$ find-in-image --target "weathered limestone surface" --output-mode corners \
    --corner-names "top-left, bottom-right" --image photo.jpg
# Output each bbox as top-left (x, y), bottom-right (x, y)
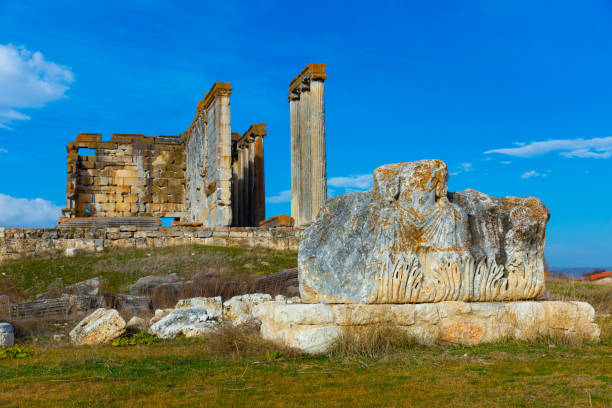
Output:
top-left (149, 307), bottom-right (218, 339)
top-left (253, 301), bottom-right (600, 354)
top-left (175, 296), bottom-right (222, 318)
top-left (69, 308), bottom-right (126, 345)
top-left (183, 83), bottom-right (233, 227)
top-left (289, 64), bottom-right (327, 227)
top-left (62, 133), bottom-right (185, 219)
top-left (0, 322), bottom-right (15, 347)
top-left (299, 160), bottom-right (550, 304)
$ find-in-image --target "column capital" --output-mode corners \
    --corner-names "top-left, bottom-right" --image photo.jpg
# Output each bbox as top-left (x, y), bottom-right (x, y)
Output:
top-left (288, 63), bottom-right (327, 101)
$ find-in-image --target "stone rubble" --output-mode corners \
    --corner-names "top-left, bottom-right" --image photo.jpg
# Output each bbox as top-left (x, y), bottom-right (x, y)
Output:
top-left (149, 307), bottom-right (218, 339)
top-left (69, 308), bottom-right (126, 345)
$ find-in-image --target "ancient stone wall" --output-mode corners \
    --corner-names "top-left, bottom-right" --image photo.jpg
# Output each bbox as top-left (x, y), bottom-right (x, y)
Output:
top-left (289, 64), bottom-right (327, 227)
top-left (0, 226), bottom-right (302, 263)
top-left (232, 123), bottom-right (266, 227)
top-left (62, 133), bottom-right (185, 219)
top-left (183, 83), bottom-right (233, 227)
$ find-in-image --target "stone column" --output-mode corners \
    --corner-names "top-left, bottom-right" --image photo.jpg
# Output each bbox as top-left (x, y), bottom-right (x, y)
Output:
top-left (309, 80), bottom-right (327, 219)
top-left (237, 143), bottom-right (246, 226)
top-left (289, 96), bottom-right (301, 226)
top-left (248, 137), bottom-right (256, 226)
top-left (288, 64), bottom-right (327, 226)
top-left (253, 132), bottom-right (265, 226)
top-left (241, 139), bottom-right (250, 226)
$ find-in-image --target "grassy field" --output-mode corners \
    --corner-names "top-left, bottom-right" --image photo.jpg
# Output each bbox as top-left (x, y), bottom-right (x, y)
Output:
top-left (0, 245), bottom-right (297, 301)
top-left (0, 247), bottom-right (611, 407)
top-left (0, 334), bottom-right (610, 407)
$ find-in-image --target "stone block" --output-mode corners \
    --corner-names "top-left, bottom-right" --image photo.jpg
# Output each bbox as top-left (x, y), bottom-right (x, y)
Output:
top-left (253, 301), bottom-right (600, 354)
top-left (69, 308), bottom-right (126, 345)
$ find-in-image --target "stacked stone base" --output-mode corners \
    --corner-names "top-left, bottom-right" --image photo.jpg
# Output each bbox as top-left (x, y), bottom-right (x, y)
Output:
top-left (252, 301), bottom-right (600, 354)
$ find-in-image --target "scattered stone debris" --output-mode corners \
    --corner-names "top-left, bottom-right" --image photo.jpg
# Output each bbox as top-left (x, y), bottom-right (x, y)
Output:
top-left (149, 307), bottom-right (218, 339)
top-left (37, 277), bottom-right (101, 299)
top-left (175, 296), bottom-right (222, 317)
top-left (69, 308), bottom-right (126, 345)
top-left (0, 322), bottom-right (15, 347)
top-left (64, 248), bottom-right (78, 257)
top-left (149, 309), bottom-right (173, 325)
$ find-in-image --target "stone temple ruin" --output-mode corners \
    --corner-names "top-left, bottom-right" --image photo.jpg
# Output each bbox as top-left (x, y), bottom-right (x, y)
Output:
top-left (60, 64), bottom-right (328, 229)
top-left (0, 63), bottom-right (601, 352)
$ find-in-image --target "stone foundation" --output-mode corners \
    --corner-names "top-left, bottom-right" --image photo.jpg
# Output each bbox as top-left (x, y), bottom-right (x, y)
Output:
top-left (0, 226), bottom-right (303, 263)
top-left (252, 300), bottom-right (600, 354)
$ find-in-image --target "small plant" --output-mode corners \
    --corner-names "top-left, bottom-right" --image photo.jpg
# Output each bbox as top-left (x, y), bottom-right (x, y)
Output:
top-left (111, 331), bottom-right (158, 347)
top-left (264, 350), bottom-right (283, 361)
top-left (0, 345), bottom-right (33, 359)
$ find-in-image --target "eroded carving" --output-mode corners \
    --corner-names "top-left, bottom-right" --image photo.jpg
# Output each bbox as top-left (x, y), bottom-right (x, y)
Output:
top-left (299, 160), bottom-right (549, 304)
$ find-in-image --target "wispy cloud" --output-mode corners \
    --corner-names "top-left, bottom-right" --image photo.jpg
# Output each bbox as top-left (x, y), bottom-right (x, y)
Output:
top-left (500, 160), bottom-right (512, 165)
top-left (266, 189), bottom-right (291, 204)
top-left (328, 174), bottom-right (373, 190)
top-left (485, 137), bottom-right (612, 159)
top-left (521, 170), bottom-right (551, 179)
top-left (0, 44), bottom-right (74, 129)
top-left (0, 193), bottom-right (61, 227)
top-left (0, 148), bottom-right (7, 154)
top-left (449, 162), bottom-right (474, 176)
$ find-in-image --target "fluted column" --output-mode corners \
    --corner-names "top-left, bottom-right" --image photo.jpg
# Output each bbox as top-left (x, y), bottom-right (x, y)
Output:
top-left (288, 64), bottom-right (327, 227)
top-left (253, 134), bottom-right (265, 225)
top-left (237, 144), bottom-right (245, 226)
top-left (298, 85), bottom-right (311, 225)
top-left (289, 97), bottom-right (300, 225)
top-left (248, 137), bottom-right (256, 226)
top-left (241, 140), bottom-right (250, 226)
top-left (309, 80), bottom-right (326, 219)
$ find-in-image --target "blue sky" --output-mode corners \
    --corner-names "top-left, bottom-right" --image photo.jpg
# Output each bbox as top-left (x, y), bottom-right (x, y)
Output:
top-left (0, 0), bottom-right (611, 267)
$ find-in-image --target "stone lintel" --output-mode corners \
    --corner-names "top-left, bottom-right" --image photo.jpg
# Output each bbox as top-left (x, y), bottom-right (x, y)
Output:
top-left (236, 123), bottom-right (267, 147)
top-left (288, 63), bottom-right (327, 100)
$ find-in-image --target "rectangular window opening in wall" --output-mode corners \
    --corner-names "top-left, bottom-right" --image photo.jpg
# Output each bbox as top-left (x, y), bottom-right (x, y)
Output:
top-left (78, 147), bottom-right (96, 156)
top-left (161, 217), bottom-right (177, 227)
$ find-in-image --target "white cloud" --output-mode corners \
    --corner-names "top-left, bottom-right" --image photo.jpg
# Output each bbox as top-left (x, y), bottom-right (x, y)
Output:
top-left (449, 162), bottom-right (474, 176)
top-left (521, 170), bottom-right (551, 179)
top-left (0, 193), bottom-right (62, 227)
top-left (0, 148), bottom-right (7, 154)
top-left (328, 174), bottom-right (373, 190)
top-left (266, 189), bottom-right (291, 204)
top-left (485, 137), bottom-right (612, 159)
top-left (0, 44), bottom-right (73, 128)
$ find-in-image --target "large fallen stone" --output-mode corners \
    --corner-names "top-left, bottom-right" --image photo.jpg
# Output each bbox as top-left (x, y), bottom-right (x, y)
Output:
top-left (176, 297), bottom-right (222, 317)
top-left (36, 277), bottom-right (101, 299)
top-left (253, 300), bottom-right (600, 354)
top-left (69, 308), bottom-right (126, 345)
top-left (0, 322), bottom-right (14, 347)
top-left (149, 307), bottom-right (217, 339)
top-left (299, 160), bottom-right (550, 304)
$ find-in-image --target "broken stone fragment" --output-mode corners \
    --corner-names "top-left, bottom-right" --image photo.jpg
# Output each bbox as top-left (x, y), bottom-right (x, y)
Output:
top-left (69, 308), bottom-right (126, 345)
top-left (149, 307), bottom-right (217, 339)
top-left (299, 160), bottom-right (550, 304)
top-left (175, 296), bottom-right (222, 318)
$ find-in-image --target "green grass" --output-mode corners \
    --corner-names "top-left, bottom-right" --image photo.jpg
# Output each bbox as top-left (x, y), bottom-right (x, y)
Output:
top-left (0, 245), bottom-right (297, 301)
top-left (0, 338), bottom-right (610, 407)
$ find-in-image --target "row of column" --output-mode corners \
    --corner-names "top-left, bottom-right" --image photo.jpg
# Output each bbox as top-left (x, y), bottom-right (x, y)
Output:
top-left (289, 64), bottom-right (327, 227)
top-left (231, 124), bottom-right (266, 227)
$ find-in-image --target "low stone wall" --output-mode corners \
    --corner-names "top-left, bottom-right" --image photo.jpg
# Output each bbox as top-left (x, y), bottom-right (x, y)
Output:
top-left (0, 226), bottom-right (303, 263)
